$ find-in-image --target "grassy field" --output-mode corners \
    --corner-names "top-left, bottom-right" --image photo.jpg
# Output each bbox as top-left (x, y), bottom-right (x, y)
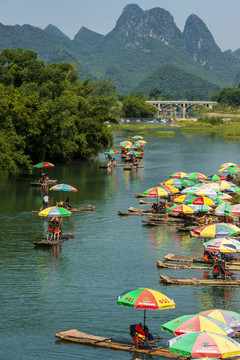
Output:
top-left (112, 123), bottom-right (169, 136)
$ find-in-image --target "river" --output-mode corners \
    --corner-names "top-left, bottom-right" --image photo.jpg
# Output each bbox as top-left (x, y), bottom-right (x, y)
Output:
top-left (1, 129), bottom-right (240, 360)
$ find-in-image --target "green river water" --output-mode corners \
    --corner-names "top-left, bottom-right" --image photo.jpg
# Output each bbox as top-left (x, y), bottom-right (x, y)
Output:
top-left (1, 128), bottom-right (240, 360)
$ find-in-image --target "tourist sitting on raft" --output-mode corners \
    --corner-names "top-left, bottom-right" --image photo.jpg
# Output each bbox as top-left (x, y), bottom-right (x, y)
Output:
top-left (65, 197), bottom-right (72, 210)
top-left (129, 323), bottom-right (154, 346)
top-left (152, 202), bottom-right (165, 213)
top-left (46, 217), bottom-right (62, 241)
top-left (132, 158), bottom-right (139, 169)
top-left (212, 257), bottom-right (234, 280)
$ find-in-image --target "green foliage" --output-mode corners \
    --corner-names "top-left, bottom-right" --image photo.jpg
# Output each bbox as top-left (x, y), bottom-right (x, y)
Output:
top-left (0, 48), bottom-right (117, 173)
top-left (211, 87), bottom-right (240, 106)
top-left (121, 94), bottom-right (156, 118)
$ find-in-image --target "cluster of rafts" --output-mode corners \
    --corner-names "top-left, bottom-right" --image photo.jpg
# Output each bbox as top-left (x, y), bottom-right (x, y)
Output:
top-left (56, 287), bottom-right (240, 358)
top-left (55, 163), bottom-right (240, 357)
top-left (31, 162), bottom-right (95, 246)
top-left (98, 135), bottom-right (147, 170)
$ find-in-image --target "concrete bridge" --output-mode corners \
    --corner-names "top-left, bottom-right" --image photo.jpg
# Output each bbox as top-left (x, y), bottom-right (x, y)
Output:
top-left (147, 100), bottom-right (217, 118)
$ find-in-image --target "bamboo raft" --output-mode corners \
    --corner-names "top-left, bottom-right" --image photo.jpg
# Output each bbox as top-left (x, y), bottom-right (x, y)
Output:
top-left (164, 253), bottom-right (240, 265)
top-left (33, 232), bottom-right (75, 246)
top-left (118, 210), bottom-right (156, 216)
top-left (55, 329), bottom-right (184, 358)
top-left (159, 274), bottom-right (240, 286)
top-left (157, 260), bottom-right (240, 271)
top-left (32, 205), bottom-right (95, 214)
top-left (123, 166), bottom-right (144, 171)
top-left (98, 164), bottom-right (124, 168)
top-left (30, 179), bottom-right (57, 186)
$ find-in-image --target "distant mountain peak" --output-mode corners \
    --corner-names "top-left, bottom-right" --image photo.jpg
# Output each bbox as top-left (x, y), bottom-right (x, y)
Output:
top-left (44, 24), bottom-right (70, 40)
top-left (73, 27), bottom-right (104, 49)
top-left (183, 14), bottom-right (221, 67)
top-left (107, 4), bottom-right (183, 49)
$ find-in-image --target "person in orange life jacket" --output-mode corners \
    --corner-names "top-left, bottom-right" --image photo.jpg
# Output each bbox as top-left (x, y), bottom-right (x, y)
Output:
top-left (47, 217), bottom-right (55, 241)
top-left (53, 217), bottom-right (61, 241)
top-left (203, 250), bottom-right (211, 262)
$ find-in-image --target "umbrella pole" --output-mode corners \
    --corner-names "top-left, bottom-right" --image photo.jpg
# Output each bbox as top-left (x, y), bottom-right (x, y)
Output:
top-left (144, 309), bottom-right (146, 326)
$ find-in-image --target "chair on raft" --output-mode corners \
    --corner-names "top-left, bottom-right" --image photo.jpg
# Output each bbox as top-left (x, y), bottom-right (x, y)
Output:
top-left (129, 323), bottom-right (161, 348)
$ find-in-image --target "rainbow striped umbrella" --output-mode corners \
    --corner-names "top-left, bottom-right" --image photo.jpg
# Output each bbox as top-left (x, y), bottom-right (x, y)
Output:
top-left (174, 195), bottom-right (196, 203)
top-left (158, 185), bottom-right (179, 194)
top-left (120, 141), bottom-right (132, 147)
top-left (225, 204), bottom-right (240, 215)
top-left (143, 187), bottom-right (169, 196)
top-left (169, 332), bottom-right (240, 358)
top-left (167, 204), bottom-right (195, 214)
top-left (185, 172), bottom-right (207, 180)
top-left (134, 141), bottom-right (146, 147)
top-left (181, 186), bottom-right (202, 195)
top-left (170, 172), bottom-right (187, 178)
top-left (193, 223), bottom-right (240, 237)
top-left (203, 237), bottom-right (240, 253)
top-left (132, 135), bottom-right (143, 141)
top-left (190, 204), bottom-right (213, 213)
top-left (219, 166), bottom-right (240, 174)
top-left (50, 184), bottom-right (77, 192)
top-left (207, 174), bottom-right (226, 181)
top-left (126, 151), bottom-right (141, 156)
top-left (33, 162), bottom-right (54, 168)
top-left (186, 196), bottom-right (215, 206)
top-left (105, 149), bottom-right (120, 155)
top-left (225, 186), bottom-right (240, 193)
top-left (38, 206), bottom-right (71, 217)
top-left (162, 314), bottom-right (234, 336)
top-left (221, 162), bottom-right (239, 168)
top-left (198, 309), bottom-right (240, 331)
top-left (214, 202), bottom-right (232, 215)
top-left (164, 179), bottom-right (194, 187)
top-left (117, 288), bottom-right (175, 325)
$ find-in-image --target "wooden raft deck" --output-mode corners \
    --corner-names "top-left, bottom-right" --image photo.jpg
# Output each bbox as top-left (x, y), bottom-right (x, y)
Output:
top-left (33, 233), bottom-right (75, 246)
top-left (159, 274), bottom-right (240, 286)
top-left (55, 329), bottom-right (185, 358)
top-left (30, 180), bottom-right (57, 186)
top-left (157, 260), bottom-right (240, 271)
top-left (164, 253), bottom-right (240, 265)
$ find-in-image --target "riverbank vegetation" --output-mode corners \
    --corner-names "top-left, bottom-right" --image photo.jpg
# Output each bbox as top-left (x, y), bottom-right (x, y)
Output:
top-left (0, 48), bottom-right (119, 173)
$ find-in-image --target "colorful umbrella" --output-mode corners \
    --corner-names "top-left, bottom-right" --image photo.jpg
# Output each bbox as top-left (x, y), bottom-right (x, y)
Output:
top-left (170, 172), bottom-right (187, 178)
top-left (194, 188), bottom-right (222, 197)
top-left (215, 180), bottom-right (233, 189)
top-left (105, 149), bottom-right (120, 155)
top-left (38, 206), bottom-right (71, 217)
top-left (50, 184), bottom-right (77, 192)
top-left (198, 309), bottom-right (240, 331)
top-left (174, 195), bottom-right (196, 203)
top-left (193, 223), bottom-right (240, 237)
top-left (203, 237), bottom-right (240, 253)
top-left (134, 141), bottom-right (146, 147)
top-left (207, 174), bottom-right (226, 181)
top-left (164, 179), bottom-right (194, 187)
top-left (190, 204), bottom-right (213, 213)
top-left (117, 288), bottom-right (175, 325)
top-left (181, 186), bottom-right (203, 195)
top-left (219, 166), bottom-right (240, 174)
top-left (162, 314), bottom-right (234, 336)
top-left (186, 196), bottom-right (215, 206)
top-left (132, 135), bottom-right (143, 141)
top-left (225, 204), bottom-right (240, 216)
top-left (167, 204), bottom-right (195, 214)
top-left (143, 187), bottom-right (169, 196)
top-left (168, 332), bottom-right (240, 358)
top-left (221, 162), bottom-right (239, 168)
top-left (120, 141), bottom-right (132, 147)
top-left (158, 185), bottom-right (179, 194)
top-left (214, 202), bottom-right (232, 215)
top-left (33, 162), bottom-right (55, 168)
top-left (126, 151), bottom-right (141, 156)
top-left (185, 172), bottom-right (207, 180)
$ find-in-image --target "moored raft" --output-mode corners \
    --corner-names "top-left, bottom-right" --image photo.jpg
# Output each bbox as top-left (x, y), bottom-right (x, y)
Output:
top-left (157, 260), bottom-right (240, 271)
top-left (159, 273), bottom-right (240, 286)
top-left (33, 232), bottom-right (75, 246)
top-left (30, 179), bottom-right (57, 186)
top-left (55, 329), bottom-right (185, 358)
top-left (164, 253), bottom-right (240, 265)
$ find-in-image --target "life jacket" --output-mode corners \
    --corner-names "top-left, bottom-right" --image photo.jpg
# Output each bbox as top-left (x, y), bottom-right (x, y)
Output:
top-left (214, 265), bottom-right (220, 274)
top-left (204, 253), bottom-right (209, 261)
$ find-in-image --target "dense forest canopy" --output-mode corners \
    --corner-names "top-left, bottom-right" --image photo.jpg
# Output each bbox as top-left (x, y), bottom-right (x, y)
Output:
top-left (0, 48), bottom-right (118, 174)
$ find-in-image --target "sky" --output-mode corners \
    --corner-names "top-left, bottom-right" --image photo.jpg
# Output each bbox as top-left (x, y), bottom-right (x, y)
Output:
top-left (1, 0), bottom-right (240, 51)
